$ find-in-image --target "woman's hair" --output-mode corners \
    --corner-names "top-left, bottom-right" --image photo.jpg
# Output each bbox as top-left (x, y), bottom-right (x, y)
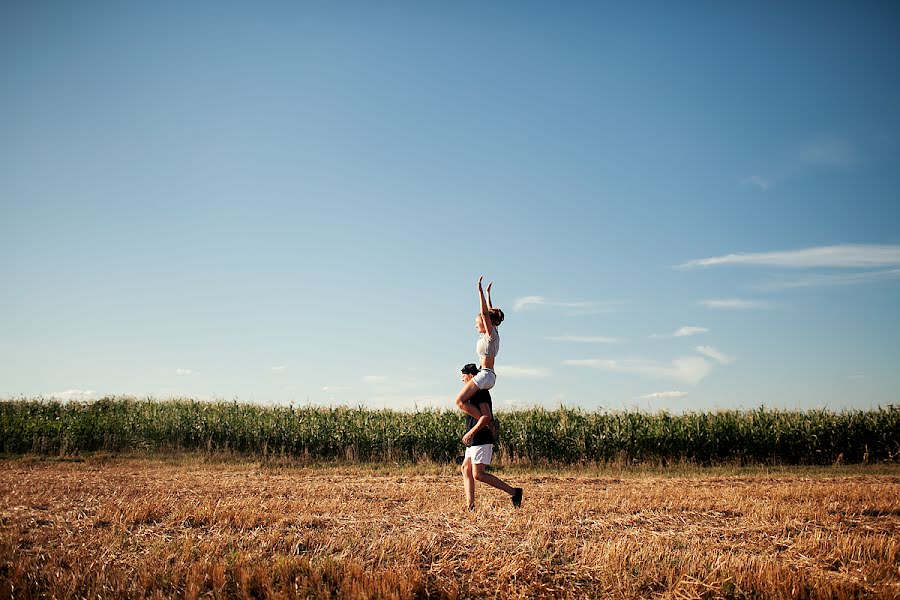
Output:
top-left (488, 308), bottom-right (504, 327)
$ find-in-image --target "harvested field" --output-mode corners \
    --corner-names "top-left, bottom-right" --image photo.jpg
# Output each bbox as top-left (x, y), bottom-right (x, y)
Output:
top-left (1, 457), bottom-right (898, 599)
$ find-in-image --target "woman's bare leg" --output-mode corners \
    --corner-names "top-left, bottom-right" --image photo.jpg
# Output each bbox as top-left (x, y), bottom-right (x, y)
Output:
top-left (454, 379), bottom-right (482, 418)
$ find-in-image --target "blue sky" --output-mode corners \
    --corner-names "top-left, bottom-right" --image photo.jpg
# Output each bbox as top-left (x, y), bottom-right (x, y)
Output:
top-left (1, 2), bottom-right (898, 412)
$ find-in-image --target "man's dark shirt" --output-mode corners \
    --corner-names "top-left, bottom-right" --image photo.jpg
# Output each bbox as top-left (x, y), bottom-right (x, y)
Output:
top-left (465, 388), bottom-right (495, 446)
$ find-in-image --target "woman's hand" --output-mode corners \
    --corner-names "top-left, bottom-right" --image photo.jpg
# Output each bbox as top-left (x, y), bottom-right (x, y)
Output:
top-left (477, 275), bottom-right (490, 322)
top-left (462, 430), bottom-right (475, 445)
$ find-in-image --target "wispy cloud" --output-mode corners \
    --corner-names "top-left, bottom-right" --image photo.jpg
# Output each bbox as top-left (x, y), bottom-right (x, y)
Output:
top-left (678, 244), bottom-right (900, 270)
top-left (847, 374), bottom-right (865, 380)
top-left (513, 296), bottom-right (622, 315)
top-left (495, 397), bottom-right (529, 410)
top-left (694, 345), bottom-right (734, 365)
top-left (675, 326), bottom-right (709, 337)
top-left (740, 175), bottom-right (770, 191)
top-left (681, 244), bottom-right (900, 293)
top-left (562, 356), bottom-right (713, 385)
top-left (359, 374), bottom-right (438, 401)
top-left (321, 385), bottom-right (352, 392)
top-left (366, 394), bottom-right (447, 412)
top-left (48, 389), bottom-right (96, 400)
top-left (544, 335), bottom-right (627, 344)
top-left (699, 298), bottom-right (771, 310)
top-left (651, 326), bottom-right (709, 339)
top-left (175, 368), bottom-right (195, 376)
top-left (636, 390), bottom-right (688, 400)
top-left (496, 365), bottom-right (551, 379)
top-left (738, 137), bottom-right (857, 192)
top-left (271, 366), bottom-right (286, 372)
top-left (753, 268), bottom-right (900, 290)
top-left (800, 139), bottom-right (857, 168)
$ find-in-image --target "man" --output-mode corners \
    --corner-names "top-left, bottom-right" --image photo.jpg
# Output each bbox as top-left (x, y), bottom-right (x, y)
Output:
top-left (458, 363), bottom-right (523, 511)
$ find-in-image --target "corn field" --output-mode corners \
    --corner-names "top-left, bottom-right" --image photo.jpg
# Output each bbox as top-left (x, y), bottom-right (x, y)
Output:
top-left (1, 397), bottom-right (898, 465)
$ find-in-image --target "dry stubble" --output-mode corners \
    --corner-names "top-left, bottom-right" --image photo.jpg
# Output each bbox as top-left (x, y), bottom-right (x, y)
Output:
top-left (0, 457), bottom-right (898, 599)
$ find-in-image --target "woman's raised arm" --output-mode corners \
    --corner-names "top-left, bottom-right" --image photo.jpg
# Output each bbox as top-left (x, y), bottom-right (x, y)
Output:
top-left (477, 276), bottom-right (491, 333)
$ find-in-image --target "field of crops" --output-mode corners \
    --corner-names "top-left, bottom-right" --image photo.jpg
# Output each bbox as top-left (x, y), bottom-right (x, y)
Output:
top-left (1, 397), bottom-right (898, 465)
top-left (1, 457), bottom-right (898, 599)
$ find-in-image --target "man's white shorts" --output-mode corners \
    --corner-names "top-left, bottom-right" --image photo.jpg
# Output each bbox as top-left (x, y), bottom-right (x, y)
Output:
top-left (472, 368), bottom-right (496, 390)
top-left (464, 444), bottom-right (493, 465)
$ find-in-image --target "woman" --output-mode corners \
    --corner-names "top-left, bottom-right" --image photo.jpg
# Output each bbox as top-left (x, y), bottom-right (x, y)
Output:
top-left (458, 363), bottom-right (522, 510)
top-left (454, 276), bottom-right (504, 417)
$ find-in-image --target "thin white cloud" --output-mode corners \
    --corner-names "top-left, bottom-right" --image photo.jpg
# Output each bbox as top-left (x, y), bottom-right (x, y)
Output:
top-left (694, 345), bottom-right (734, 365)
top-left (496, 397), bottom-right (528, 410)
top-left (175, 368), bottom-right (195, 376)
top-left (800, 139), bottom-right (857, 167)
top-left (496, 365), bottom-right (551, 379)
top-left (651, 326), bottom-right (709, 339)
top-left (699, 298), bottom-right (771, 310)
top-left (48, 389), bottom-right (96, 400)
top-left (321, 385), bottom-right (352, 392)
top-left (360, 374), bottom-right (437, 399)
top-left (636, 391), bottom-right (689, 400)
top-left (513, 296), bottom-right (622, 315)
top-left (675, 326), bottom-right (709, 337)
top-left (678, 244), bottom-right (900, 270)
top-left (271, 366), bottom-right (286, 372)
top-left (753, 268), bottom-right (900, 290)
top-left (366, 394), bottom-right (447, 412)
top-left (513, 296), bottom-right (545, 311)
top-left (847, 374), bottom-right (865, 380)
top-left (544, 335), bottom-right (627, 344)
top-left (562, 356), bottom-right (713, 385)
top-left (740, 175), bottom-right (770, 191)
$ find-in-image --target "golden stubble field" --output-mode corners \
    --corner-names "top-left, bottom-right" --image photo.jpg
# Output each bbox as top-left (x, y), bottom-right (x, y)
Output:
top-left (0, 457), bottom-right (898, 599)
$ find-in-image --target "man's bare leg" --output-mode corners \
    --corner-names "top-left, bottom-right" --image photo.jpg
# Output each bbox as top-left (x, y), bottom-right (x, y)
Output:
top-left (473, 463), bottom-right (515, 495)
top-left (461, 457), bottom-right (475, 510)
